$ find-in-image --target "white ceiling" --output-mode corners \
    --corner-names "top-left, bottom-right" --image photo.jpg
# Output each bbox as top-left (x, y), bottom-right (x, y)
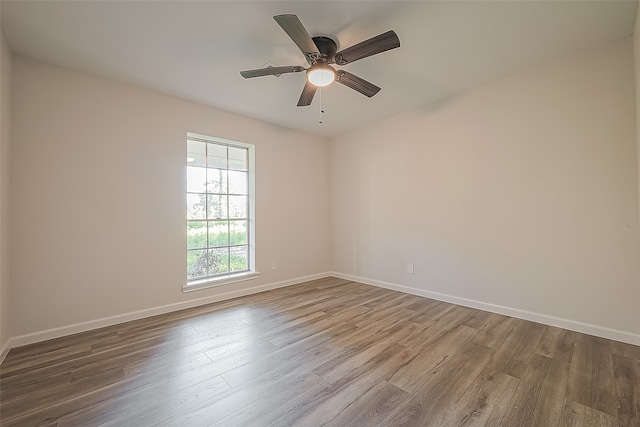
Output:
top-left (1, 1), bottom-right (637, 138)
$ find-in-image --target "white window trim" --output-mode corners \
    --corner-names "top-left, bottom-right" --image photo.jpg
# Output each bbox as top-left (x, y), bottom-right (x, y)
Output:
top-left (183, 132), bottom-right (258, 292)
top-left (182, 271), bottom-right (260, 293)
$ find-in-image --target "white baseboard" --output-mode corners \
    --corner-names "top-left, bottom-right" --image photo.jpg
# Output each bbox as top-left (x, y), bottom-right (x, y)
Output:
top-left (6, 272), bottom-right (332, 352)
top-left (331, 272), bottom-right (640, 347)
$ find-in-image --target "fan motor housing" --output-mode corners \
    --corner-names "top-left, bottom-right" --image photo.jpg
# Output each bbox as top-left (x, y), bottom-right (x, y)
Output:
top-left (312, 36), bottom-right (338, 62)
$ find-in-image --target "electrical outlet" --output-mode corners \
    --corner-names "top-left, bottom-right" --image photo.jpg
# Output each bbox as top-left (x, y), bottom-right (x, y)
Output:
top-left (271, 260), bottom-right (277, 270)
top-left (407, 263), bottom-right (414, 274)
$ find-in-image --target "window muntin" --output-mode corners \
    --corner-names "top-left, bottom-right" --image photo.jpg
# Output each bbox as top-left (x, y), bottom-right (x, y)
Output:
top-left (186, 135), bottom-right (253, 284)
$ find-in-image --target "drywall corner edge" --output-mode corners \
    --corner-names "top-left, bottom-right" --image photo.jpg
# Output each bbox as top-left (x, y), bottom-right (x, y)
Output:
top-left (3, 272), bottom-right (332, 355)
top-left (331, 272), bottom-right (640, 348)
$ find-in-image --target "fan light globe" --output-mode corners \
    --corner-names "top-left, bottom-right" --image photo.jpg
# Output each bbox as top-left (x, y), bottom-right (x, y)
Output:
top-left (307, 65), bottom-right (335, 87)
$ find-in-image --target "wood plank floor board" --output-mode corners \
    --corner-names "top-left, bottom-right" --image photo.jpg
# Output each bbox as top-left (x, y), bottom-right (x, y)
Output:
top-left (220, 332), bottom-right (345, 388)
top-left (612, 353), bottom-right (640, 426)
top-left (435, 371), bottom-right (521, 426)
top-left (266, 313), bottom-right (345, 349)
top-left (402, 296), bottom-right (443, 313)
top-left (361, 292), bottom-right (409, 310)
top-left (2, 349), bottom-right (234, 426)
top-left (486, 353), bottom-right (560, 426)
top-left (530, 356), bottom-right (572, 425)
top-left (462, 309), bottom-right (495, 330)
top-left (313, 321), bottom-right (419, 384)
top-left (309, 277), bottom-right (352, 290)
top-left (322, 380), bottom-right (408, 427)
top-left (288, 315), bottom-right (361, 351)
top-left (2, 322), bottom-right (243, 393)
top-left (144, 346), bottom-right (339, 426)
top-left (485, 319), bottom-right (546, 380)
top-left (405, 300), bottom-right (456, 325)
top-left (560, 401), bottom-right (619, 427)
top-left (321, 324), bottom-right (381, 353)
top-left (566, 334), bottom-right (617, 417)
top-left (401, 305), bottom-right (478, 350)
top-left (612, 340), bottom-right (640, 361)
top-left (324, 304), bottom-right (371, 326)
top-left (350, 298), bottom-right (419, 328)
top-left (3, 324), bottom-right (198, 379)
top-left (1, 349), bottom-right (215, 413)
top-left (380, 341), bottom-right (496, 426)
top-left (44, 371), bottom-right (230, 427)
top-left (0, 329), bottom-right (119, 366)
top-left (202, 336), bottom-right (275, 364)
top-left (0, 344), bottom-right (94, 377)
top-left (209, 373), bottom-right (330, 427)
top-left (1, 363), bottom-right (128, 422)
top-left (99, 370), bottom-right (242, 426)
top-left (471, 313), bottom-right (515, 349)
top-left (1, 277), bottom-right (638, 426)
top-left (237, 309), bottom-right (328, 337)
top-left (329, 287), bottom-right (410, 311)
top-left (266, 343), bottom-right (419, 427)
top-left (388, 324), bottom-right (479, 393)
top-left (324, 310), bottom-right (419, 354)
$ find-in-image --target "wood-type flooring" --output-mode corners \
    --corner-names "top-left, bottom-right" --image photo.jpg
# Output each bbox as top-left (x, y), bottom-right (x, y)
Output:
top-left (1, 277), bottom-right (639, 426)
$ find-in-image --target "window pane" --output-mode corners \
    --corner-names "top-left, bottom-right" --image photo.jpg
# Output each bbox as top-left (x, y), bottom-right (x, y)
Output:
top-left (228, 147), bottom-right (248, 171)
top-left (208, 221), bottom-right (229, 247)
top-left (207, 195), bottom-right (227, 219)
top-left (187, 193), bottom-right (206, 220)
top-left (187, 221), bottom-right (207, 249)
top-left (228, 171), bottom-right (247, 195)
top-left (187, 166), bottom-right (207, 193)
top-left (187, 140), bottom-right (206, 167)
top-left (228, 195), bottom-right (247, 219)
top-left (230, 246), bottom-right (248, 272)
top-left (229, 220), bottom-right (247, 246)
top-left (187, 249), bottom-right (207, 279)
top-left (208, 248), bottom-right (229, 275)
top-left (207, 168), bottom-right (228, 194)
top-left (187, 136), bottom-right (254, 283)
top-left (207, 144), bottom-right (227, 169)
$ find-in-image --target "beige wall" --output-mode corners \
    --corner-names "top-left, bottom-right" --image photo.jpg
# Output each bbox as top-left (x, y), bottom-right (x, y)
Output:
top-left (10, 56), bottom-right (332, 338)
top-left (0, 19), bottom-right (13, 355)
top-left (634, 1), bottom-right (640, 236)
top-left (331, 38), bottom-right (640, 342)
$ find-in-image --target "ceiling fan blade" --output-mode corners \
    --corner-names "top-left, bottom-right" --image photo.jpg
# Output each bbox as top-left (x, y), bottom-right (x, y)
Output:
top-left (334, 30), bottom-right (400, 65)
top-left (274, 14), bottom-right (321, 64)
top-left (335, 70), bottom-right (381, 97)
top-left (240, 65), bottom-right (305, 79)
top-left (297, 81), bottom-right (317, 106)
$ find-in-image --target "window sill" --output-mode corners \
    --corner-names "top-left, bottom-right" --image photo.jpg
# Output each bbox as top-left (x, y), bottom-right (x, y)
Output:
top-left (183, 271), bottom-right (260, 293)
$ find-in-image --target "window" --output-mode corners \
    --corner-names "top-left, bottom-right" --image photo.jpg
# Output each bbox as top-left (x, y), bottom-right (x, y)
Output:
top-left (185, 133), bottom-right (257, 291)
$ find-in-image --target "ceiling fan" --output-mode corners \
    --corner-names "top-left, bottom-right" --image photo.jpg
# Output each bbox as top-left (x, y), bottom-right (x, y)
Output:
top-left (240, 14), bottom-right (400, 106)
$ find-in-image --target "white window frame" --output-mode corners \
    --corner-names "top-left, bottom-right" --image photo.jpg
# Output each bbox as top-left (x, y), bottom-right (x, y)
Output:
top-left (183, 132), bottom-right (258, 292)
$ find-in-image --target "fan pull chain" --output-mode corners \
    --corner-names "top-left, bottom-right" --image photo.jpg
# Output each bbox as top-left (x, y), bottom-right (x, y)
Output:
top-left (319, 87), bottom-right (325, 124)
